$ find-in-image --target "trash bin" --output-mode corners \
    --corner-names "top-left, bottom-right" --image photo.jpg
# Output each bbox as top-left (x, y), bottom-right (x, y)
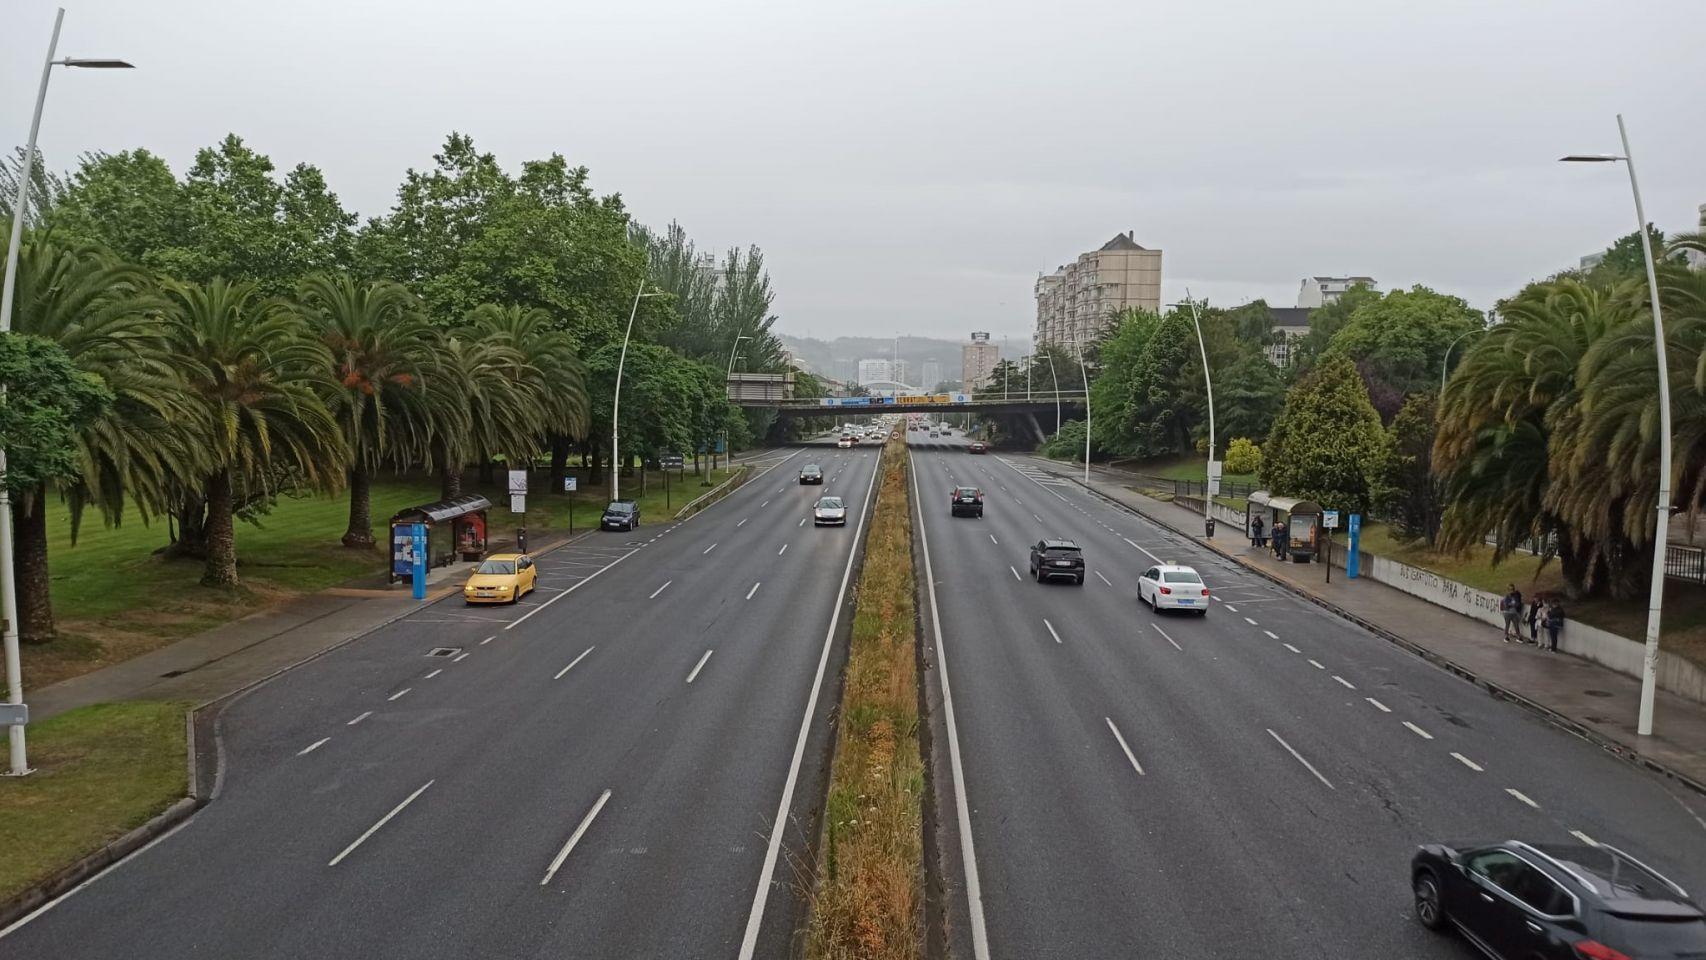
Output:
top-left (516, 526), bottom-right (528, 553)
top-left (1204, 517), bottom-right (1217, 538)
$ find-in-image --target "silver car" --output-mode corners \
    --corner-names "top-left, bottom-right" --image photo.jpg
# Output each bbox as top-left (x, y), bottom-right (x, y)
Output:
top-left (813, 496), bottom-right (848, 526)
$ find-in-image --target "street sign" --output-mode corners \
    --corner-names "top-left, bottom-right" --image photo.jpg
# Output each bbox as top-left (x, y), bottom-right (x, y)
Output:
top-left (0, 703), bottom-right (27, 727)
top-left (1323, 509), bottom-right (1340, 529)
top-left (1347, 513), bottom-right (1362, 579)
top-left (409, 522), bottom-right (427, 601)
top-left (508, 469), bottom-right (528, 495)
top-left (563, 477), bottom-right (578, 493)
top-left (661, 454), bottom-right (685, 470)
top-left (510, 494), bottom-right (526, 514)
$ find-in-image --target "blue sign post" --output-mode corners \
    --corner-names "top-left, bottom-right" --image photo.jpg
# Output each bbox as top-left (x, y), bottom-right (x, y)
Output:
top-left (1347, 514), bottom-right (1362, 579)
top-left (410, 522), bottom-right (428, 600)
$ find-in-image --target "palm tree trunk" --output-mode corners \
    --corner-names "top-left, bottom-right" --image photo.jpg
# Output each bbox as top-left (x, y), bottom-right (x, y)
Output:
top-left (587, 438), bottom-right (604, 487)
top-left (172, 489), bottom-right (208, 559)
top-left (343, 465), bottom-right (375, 549)
top-left (441, 463), bottom-right (462, 501)
top-left (478, 460), bottom-right (495, 485)
top-left (548, 436), bottom-right (568, 495)
top-left (201, 468), bottom-right (240, 587)
top-left (14, 486), bottom-right (55, 644)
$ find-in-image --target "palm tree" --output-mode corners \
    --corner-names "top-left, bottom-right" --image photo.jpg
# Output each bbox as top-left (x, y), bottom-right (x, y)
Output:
top-left (295, 274), bottom-right (431, 548)
top-left (161, 278), bottom-right (344, 587)
top-left (464, 304), bottom-right (588, 487)
top-left (5, 238), bottom-right (192, 642)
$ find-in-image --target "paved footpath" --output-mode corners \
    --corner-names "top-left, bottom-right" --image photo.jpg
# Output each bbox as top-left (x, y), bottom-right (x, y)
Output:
top-left (1030, 455), bottom-right (1706, 792)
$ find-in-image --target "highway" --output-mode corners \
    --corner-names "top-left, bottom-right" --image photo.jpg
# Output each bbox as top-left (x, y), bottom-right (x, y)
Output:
top-left (907, 431), bottom-right (1706, 960)
top-left (2, 441), bottom-right (882, 959)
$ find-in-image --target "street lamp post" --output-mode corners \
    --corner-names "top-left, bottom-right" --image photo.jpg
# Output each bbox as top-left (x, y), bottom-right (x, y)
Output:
top-left (1562, 115), bottom-right (1671, 737)
top-left (1063, 340), bottom-right (1090, 484)
top-left (1441, 330), bottom-right (1474, 394)
top-left (609, 281), bottom-right (661, 503)
top-left (1170, 295), bottom-right (1218, 533)
top-left (1044, 351), bottom-right (1061, 432)
top-left (722, 334), bottom-right (751, 470)
top-left (1, 8), bottom-right (133, 778)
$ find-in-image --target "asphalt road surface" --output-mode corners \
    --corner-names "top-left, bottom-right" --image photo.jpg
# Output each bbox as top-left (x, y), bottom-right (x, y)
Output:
top-left (2, 441), bottom-right (882, 959)
top-left (907, 431), bottom-right (1706, 960)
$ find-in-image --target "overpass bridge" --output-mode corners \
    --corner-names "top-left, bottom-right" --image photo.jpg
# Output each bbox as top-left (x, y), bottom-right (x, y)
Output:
top-left (731, 388), bottom-right (1088, 443)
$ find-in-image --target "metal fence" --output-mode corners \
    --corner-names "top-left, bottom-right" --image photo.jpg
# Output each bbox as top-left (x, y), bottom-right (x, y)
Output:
top-left (1171, 478), bottom-right (1260, 502)
top-left (1667, 544), bottom-right (1706, 584)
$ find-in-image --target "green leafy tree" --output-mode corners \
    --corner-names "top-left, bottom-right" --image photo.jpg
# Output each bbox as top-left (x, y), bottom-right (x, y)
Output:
top-left (1, 146), bottom-right (67, 227)
top-left (1372, 393), bottom-right (1442, 543)
top-left (1290, 283), bottom-right (1381, 372)
top-left (1325, 285), bottom-right (1484, 419)
top-left (1584, 225), bottom-right (1686, 282)
top-left (1088, 309), bottom-right (1161, 455)
top-left (49, 149), bottom-right (186, 267)
top-left (1124, 313), bottom-right (1197, 457)
top-left (1041, 419), bottom-right (1087, 460)
top-left (1215, 351), bottom-right (1287, 443)
top-left (1223, 437), bottom-right (1262, 476)
top-left (1260, 355), bottom-right (1384, 514)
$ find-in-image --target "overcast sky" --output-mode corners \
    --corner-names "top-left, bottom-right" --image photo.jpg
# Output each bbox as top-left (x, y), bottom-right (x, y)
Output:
top-left (4, 0), bottom-right (1703, 343)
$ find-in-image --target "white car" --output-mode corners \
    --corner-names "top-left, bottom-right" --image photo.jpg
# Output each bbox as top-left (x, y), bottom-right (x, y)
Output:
top-left (1137, 564), bottom-right (1209, 614)
top-left (837, 436), bottom-right (853, 448)
top-left (813, 496), bottom-right (848, 526)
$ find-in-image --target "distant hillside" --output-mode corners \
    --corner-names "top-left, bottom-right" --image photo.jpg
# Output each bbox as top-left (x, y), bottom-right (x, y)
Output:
top-left (779, 334), bottom-right (981, 388)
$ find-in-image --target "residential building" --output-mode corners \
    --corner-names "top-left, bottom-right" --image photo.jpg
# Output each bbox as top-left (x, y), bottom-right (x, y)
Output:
top-left (1263, 307), bottom-right (1314, 366)
top-left (1579, 251), bottom-right (1607, 271)
top-left (1296, 275), bottom-right (1378, 308)
top-left (891, 358), bottom-right (910, 387)
top-left (1034, 232), bottom-right (1163, 347)
top-left (1690, 203), bottom-right (1706, 271)
top-left (856, 359), bottom-right (893, 385)
top-left (962, 332), bottom-right (999, 389)
top-left (920, 359), bottom-right (943, 391)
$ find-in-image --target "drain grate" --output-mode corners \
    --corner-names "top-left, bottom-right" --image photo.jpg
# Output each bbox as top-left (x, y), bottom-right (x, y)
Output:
top-left (1584, 689), bottom-right (1613, 698)
top-left (427, 647), bottom-right (462, 658)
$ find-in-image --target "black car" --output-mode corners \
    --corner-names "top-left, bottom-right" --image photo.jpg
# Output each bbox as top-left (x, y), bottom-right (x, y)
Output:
top-left (1028, 539), bottom-right (1084, 584)
top-left (950, 485), bottom-right (983, 518)
top-left (600, 500), bottom-right (640, 531)
top-left (1412, 840), bottom-right (1706, 960)
top-left (800, 464), bottom-right (824, 485)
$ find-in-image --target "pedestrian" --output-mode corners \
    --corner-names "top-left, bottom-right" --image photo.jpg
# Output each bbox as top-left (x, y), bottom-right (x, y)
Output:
top-left (1543, 597), bottom-right (1565, 652)
top-left (1500, 584), bottom-right (1524, 642)
top-left (1525, 593), bottom-right (1543, 644)
top-left (1251, 515), bottom-right (1265, 548)
top-left (1273, 523), bottom-right (1289, 560)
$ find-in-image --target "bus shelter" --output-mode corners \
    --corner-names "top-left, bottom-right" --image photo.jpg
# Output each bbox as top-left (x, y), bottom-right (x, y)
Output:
top-left (1247, 491), bottom-right (1321, 563)
top-left (389, 495), bottom-right (491, 582)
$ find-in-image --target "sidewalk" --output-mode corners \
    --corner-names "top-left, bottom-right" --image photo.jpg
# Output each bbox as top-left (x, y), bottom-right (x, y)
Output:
top-left (1039, 456), bottom-right (1706, 793)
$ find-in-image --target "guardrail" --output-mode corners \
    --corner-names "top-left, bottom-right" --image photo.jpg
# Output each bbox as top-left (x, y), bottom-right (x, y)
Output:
top-left (673, 465), bottom-right (750, 521)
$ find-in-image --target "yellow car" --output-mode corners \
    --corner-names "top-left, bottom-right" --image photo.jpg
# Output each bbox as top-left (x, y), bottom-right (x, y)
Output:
top-left (462, 553), bottom-right (538, 604)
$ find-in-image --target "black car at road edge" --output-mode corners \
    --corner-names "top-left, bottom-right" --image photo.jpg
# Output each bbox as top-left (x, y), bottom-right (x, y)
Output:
top-left (600, 500), bottom-right (640, 531)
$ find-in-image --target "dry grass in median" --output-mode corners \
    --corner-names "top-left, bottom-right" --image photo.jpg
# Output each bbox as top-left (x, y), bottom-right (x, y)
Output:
top-left (806, 432), bottom-right (924, 960)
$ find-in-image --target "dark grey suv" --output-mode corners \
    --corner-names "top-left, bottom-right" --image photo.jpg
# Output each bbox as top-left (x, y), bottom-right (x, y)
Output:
top-left (1411, 839), bottom-right (1706, 959)
top-left (600, 500), bottom-right (639, 531)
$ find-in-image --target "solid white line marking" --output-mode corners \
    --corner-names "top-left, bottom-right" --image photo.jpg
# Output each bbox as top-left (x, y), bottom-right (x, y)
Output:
top-left (346, 711), bottom-right (372, 726)
top-left (1151, 623), bottom-right (1182, 651)
top-left (388, 688), bottom-right (411, 702)
top-left (555, 646), bottom-right (595, 680)
top-left (0, 812), bottom-right (196, 939)
top-left (687, 649), bottom-right (714, 683)
top-left (1121, 536), bottom-right (1163, 561)
top-left (1308, 658), bottom-right (1326, 670)
top-left (298, 738), bottom-right (330, 756)
top-left (1095, 570), bottom-right (1112, 586)
top-left (1043, 619), bottom-right (1064, 644)
top-left (650, 580), bottom-right (672, 599)
top-left (704, 543), bottom-right (718, 555)
top-left (329, 780), bottom-right (435, 866)
top-left (1506, 787), bottom-right (1540, 809)
top-left (738, 518), bottom-right (749, 527)
top-left (424, 668), bottom-right (442, 679)
top-left (1403, 721), bottom-right (1435, 740)
top-left (989, 534), bottom-right (998, 545)
top-left (1105, 718), bottom-right (1145, 776)
top-left (1244, 616), bottom-right (1258, 626)
top-left (778, 544), bottom-right (788, 556)
top-left (1264, 630), bottom-right (1279, 640)
top-left (452, 652), bottom-right (470, 663)
top-left (746, 581), bottom-right (761, 600)
top-left (1570, 830), bottom-right (1598, 846)
top-left (1452, 752), bottom-right (1484, 772)
top-left (1332, 675), bottom-right (1356, 689)
top-left (741, 442), bottom-right (887, 960)
top-left (1010, 565), bottom-right (1022, 581)
top-left (540, 789), bottom-right (613, 886)
top-left (506, 545), bottom-right (642, 630)
top-left (1267, 729), bottom-right (1335, 790)
top-left (1367, 697), bottom-right (1392, 712)
top-left (1283, 642), bottom-right (1301, 654)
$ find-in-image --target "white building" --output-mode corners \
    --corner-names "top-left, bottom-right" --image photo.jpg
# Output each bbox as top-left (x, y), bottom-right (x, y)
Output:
top-left (1296, 276), bottom-right (1378, 308)
top-left (856, 359), bottom-right (893, 385)
top-left (920, 359), bottom-right (943, 391)
top-left (962, 332), bottom-right (999, 389)
top-left (1690, 204), bottom-right (1706, 271)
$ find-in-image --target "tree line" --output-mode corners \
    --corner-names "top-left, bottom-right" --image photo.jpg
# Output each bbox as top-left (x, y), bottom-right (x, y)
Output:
top-left (0, 133), bottom-right (797, 643)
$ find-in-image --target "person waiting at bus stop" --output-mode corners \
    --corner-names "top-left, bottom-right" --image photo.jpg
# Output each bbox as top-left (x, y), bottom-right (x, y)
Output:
top-left (1272, 521), bottom-right (1288, 560)
top-left (1250, 515), bottom-right (1266, 548)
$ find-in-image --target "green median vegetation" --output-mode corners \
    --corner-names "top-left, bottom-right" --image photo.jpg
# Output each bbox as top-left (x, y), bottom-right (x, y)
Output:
top-left (806, 432), bottom-right (924, 960)
top-left (0, 701), bottom-right (189, 903)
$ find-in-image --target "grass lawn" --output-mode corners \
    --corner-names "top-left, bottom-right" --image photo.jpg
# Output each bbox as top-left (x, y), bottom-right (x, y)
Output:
top-left (24, 463), bottom-right (734, 692)
top-left (0, 701), bottom-right (189, 903)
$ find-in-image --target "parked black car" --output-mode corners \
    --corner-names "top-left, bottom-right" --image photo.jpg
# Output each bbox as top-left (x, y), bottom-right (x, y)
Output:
top-left (601, 500), bottom-right (640, 531)
top-left (1412, 839), bottom-right (1706, 959)
top-left (1028, 539), bottom-right (1084, 585)
top-left (800, 464), bottom-right (824, 485)
top-left (950, 485), bottom-right (983, 518)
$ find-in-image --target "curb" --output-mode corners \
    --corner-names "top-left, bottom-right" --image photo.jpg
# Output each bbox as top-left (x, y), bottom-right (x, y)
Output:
top-left (1059, 471), bottom-right (1706, 800)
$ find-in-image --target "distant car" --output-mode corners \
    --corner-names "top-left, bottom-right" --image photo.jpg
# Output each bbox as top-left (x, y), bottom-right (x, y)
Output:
top-left (1411, 840), bottom-right (1706, 960)
top-left (1028, 539), bottom-right (1084, 584)
top-left (800, 464), bottom-right (824, 485)
top-left (968, 441), bottom-right (987, 454)
top-left (1138, 564), bottom-right (1208, 613)
top-left (941, 428), bottom-right (952, 436)
top-left (463, 553), bottom-right (537, 604)
top-left (837, 436), bottom-right (853, 448)
top-left (600, 500), bottom-right (640, 531)
top-left (950, 485), bottom-right (983, 518)
top-left (929, 431), bottom-right (939, 438)
top-left (813, 496), bottom-right (848, 526)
